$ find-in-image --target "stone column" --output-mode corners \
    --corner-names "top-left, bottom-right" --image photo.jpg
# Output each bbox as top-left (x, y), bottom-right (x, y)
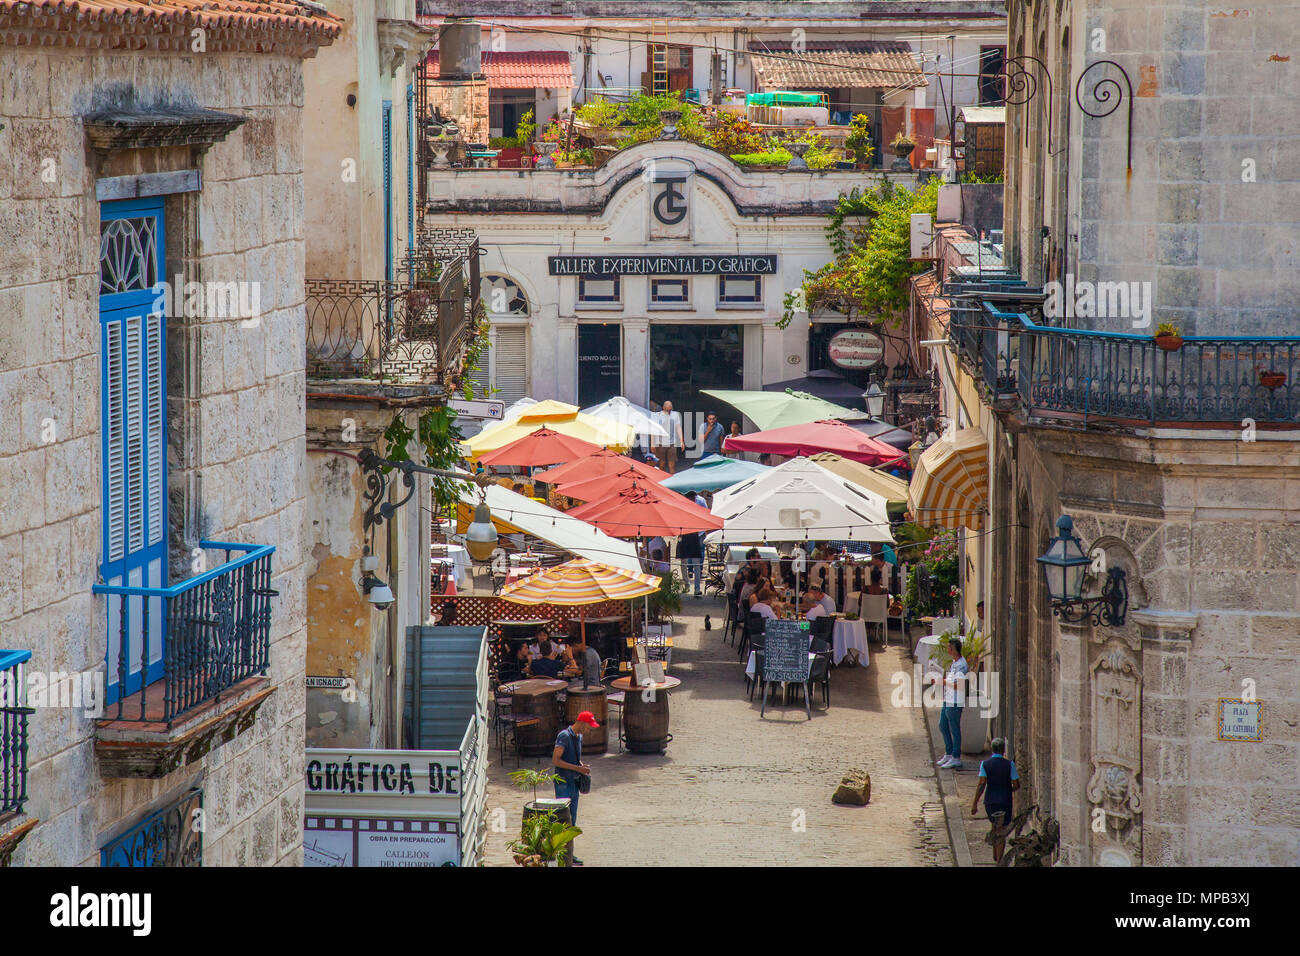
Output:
top-left (1055, 621), bottom-right (1091, 866)
top-left (1133, 609), bottom-right (1197, 867)
top-left (555, 318), bottom-right (578, 405)
top-left (622, 317), bottom-right (650, 407)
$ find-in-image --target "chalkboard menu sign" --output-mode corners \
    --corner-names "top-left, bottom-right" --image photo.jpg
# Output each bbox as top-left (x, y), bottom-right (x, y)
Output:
top-left (762, 619), bottom-right (811, 684)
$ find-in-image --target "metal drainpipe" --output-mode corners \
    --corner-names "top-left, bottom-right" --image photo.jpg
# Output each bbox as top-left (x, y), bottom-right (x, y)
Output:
top-left (386, 468), bottom-right (401, 750)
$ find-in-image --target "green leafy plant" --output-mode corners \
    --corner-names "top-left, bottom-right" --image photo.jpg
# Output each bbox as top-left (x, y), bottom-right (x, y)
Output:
top-left (960, 170), bottom-right (1004, 184)
top-left (513, 109), bottom-right (536, 149)
top-left (891, 131), bottom-right (916, 148)
top-left (574, 99), bottom-right (622, 128)
top-left (928, 626), bottom-right (987, 671)
top-left (904, 529), bottom-right (959, 617)
top-left (647, 571), bottom-right (685, 623)
top-left (704, 111), bottom-right (764, 155)
top-left (488, 136), bottom-right (516, 149)
top-left (729, 149), bottom-right (793, 167)
top-left (556, 147), bottom-right (595, 166)
top-left (1155, 322), bottom-right (1180, 338)
top-left (507, 810), bottom-right (581, 867)
top-left (779, 178), bottom-right (940, 329)
top-left (847, 112), bottom-right (875, 166)
top-left (509, 768), bottom-right (563, 803)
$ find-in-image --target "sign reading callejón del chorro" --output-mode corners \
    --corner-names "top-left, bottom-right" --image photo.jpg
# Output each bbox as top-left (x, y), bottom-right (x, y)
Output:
top-left (303, 748), bottom-right (465, 867)
top-left (828, 328), bottom-right (885, 369)
top-left (548, 254), bottom-right (777, 276)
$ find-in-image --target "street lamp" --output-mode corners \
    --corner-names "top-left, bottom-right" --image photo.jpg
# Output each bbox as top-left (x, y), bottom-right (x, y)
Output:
top-left (863, 382), bottom-right (885, 419)
top-left (1036, 514), bottom-right (1128, 626)
top-left (356, 448), bottom-right (500, 604)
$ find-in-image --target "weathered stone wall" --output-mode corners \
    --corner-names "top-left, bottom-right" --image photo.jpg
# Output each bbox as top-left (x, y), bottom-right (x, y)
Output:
top-left (1007, 427), bottom-right (1300, 865)
top-left (1006, 0), bottom-right (1299, 335)
top-left (0, 47), bottom-right (310, 866)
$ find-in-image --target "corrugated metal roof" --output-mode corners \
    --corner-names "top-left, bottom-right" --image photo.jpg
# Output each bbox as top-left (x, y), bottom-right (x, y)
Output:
top-left (425, 50), bottom-right (573, 89)
top-left (404, 625), bottom-right (487, 751)
top-left (748, 40), bottom-right (925, 91)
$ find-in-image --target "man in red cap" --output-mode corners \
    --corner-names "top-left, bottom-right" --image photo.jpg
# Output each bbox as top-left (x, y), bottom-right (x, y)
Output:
top-left (552, 711), bottom-right (598, 864)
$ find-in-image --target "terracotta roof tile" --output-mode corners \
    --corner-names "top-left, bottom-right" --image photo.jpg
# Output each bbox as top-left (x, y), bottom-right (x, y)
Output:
top-left (425, 50), bottom-right (573, 90)
top-left (0, 0), bottom-right (342, 41)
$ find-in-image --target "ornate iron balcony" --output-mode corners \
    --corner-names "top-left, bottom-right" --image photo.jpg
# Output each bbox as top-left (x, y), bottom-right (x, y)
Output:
top-left (306, 232), bottom-right (480, 385)
top-left (92, 542), bottom-right (277, 727)
top-left (951, 302), bottom-right (1300, 427)
top-left (101, 786), bottom-right (203, 867)
top-left (0, 650), bottom-right (33, 818)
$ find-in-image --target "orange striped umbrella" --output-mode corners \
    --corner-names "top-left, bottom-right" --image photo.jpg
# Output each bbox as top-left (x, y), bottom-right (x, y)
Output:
top-left (907, 426), bottom-right (989, 530)
top-left (499, 558), bottom-right (662, 606)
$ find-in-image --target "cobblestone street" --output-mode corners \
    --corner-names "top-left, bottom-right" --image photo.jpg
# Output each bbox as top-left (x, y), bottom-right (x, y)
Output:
top-left (484, 599), bottom-right (953, 866)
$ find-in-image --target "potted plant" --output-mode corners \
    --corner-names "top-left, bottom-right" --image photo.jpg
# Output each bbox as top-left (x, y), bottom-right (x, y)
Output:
top-left (647, 571), bottom-right (685, 624)
top-left (1257, 363), bottom-right (1287, 389)
top-left (847, 112), bottom-right (876, 169)
top-left (506, 809), bottom-right (582, 867)
top-left (509, 767), bottom-right (563, 814)
top-left (890, 131), bottom-right (916, 168)
top-left (494, 110), bottom-right (535, 168)
top-left (1154, 322), bottom-right (1183, 351)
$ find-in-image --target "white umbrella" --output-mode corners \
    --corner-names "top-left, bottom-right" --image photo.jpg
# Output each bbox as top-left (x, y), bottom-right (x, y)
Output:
top-left (581, 396), bottom-right (669, 444)
top-left (706, 457), bottom-right (893, 546)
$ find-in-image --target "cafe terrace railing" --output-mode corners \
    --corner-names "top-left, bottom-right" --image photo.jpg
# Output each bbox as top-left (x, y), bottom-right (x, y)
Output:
top-left (951, 301), bottom-right (1300, 426)
top-left (0, 649), bottom-right (33, 817)
top-left (306, 233), bottom-right (480, 384)
top-left (91, 543), bottom-right (277, 726)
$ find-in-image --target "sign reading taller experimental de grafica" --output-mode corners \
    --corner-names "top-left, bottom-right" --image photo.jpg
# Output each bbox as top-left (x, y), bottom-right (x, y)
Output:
top-left (548, 254), bottom-right (778, 276)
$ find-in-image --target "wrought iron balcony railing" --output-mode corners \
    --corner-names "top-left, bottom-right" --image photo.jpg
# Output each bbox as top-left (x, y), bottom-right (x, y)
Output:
top-left (306, 232), bottom-right (480, 385)
top-left (101, 786), bottom-right (203, 867)
top-left (92, 542), bottom-right (277, 726)
top-left (951, 301), bottom-right (1300, 426)
top-left (0, 650), bottom-right (32, 818)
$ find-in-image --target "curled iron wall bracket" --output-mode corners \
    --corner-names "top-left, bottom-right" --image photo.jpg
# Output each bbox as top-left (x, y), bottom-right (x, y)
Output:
top-left (1075, 59), bottom-right (1134, 173)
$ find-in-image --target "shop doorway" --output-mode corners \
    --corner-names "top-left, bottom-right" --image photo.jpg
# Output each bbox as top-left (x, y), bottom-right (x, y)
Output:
top-left (649, 323), bottom-right (744, 454)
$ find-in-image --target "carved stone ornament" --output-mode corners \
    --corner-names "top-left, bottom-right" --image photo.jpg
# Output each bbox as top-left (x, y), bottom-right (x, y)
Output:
top-left (1087, 645), bottom-right (1143, 858)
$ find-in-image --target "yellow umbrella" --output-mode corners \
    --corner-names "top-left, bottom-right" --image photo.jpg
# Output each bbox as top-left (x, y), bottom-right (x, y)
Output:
top-left (500, 558), bottom-right (662, 653)
top-left (463, 401), bottom-right (635, 454)
top-left (808, 452), bottom-right (911, 503)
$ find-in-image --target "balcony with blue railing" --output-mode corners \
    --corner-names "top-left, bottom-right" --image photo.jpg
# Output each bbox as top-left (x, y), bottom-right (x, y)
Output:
top-left (949, 299), bottom-right (1300, 428)
top-left (1, 649), bottom-right (35, 865)
top-left (92, 542), bottom-right (280, 779)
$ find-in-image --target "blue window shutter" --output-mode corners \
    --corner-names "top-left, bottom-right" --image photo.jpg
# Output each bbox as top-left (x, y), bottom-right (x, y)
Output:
top-left (99, 197), bottom-right (168, 704)
top-left (383, 100), bottom-right (393, 288)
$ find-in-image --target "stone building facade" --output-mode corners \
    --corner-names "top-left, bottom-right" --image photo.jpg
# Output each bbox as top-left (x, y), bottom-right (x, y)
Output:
top-left (955, 0), bottom-right (1300, 865)
top-left (0, 1), bottom-right (339, 866)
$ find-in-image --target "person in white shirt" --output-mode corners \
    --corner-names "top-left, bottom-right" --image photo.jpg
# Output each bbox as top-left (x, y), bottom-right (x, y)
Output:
top-left (751, 587), bottom-right (779, 621)
top-left (652, 400), bottom-right (685, 473)
top-left (804, 599), bottom-right (827, 623)
top-left (938, 637), bottom-right (969, 770)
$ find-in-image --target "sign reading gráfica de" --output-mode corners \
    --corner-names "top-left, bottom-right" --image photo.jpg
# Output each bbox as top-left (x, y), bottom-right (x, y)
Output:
top-left (828, 329), bottom-right (885, 369)
top-left (549, 254), bottom-right (777, 277)
top-left (304, 748), bottom-right (465, 867)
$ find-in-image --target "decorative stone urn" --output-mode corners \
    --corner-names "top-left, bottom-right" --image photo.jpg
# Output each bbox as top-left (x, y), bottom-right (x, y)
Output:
top-left (534, 141), bottom-right (560, 169)
top-left (891, 141), bottom-right (916, 172)
top-left (786, 141), bottom-right (811, 171)
top-left (427, 141), bottom-right (451, 169)
top-left (658, 109), bottom-right (682, 141)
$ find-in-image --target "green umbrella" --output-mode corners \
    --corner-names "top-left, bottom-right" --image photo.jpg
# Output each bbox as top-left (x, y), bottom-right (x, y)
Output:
top-left (702, 388), bottom-right (871, 431)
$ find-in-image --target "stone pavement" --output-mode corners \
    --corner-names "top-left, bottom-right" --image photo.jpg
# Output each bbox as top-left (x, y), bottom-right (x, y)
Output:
top-left (922, 702), bottom-right (997, 867)
top-left (482, 598), bottom-right (953, 866)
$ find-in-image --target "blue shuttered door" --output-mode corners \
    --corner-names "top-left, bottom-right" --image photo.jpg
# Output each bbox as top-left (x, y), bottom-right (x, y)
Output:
top-left (99, 198), bottom-right (168, 704)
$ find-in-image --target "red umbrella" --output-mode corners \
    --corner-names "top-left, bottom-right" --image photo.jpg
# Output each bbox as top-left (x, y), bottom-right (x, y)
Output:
top-left (567, 481), bottom-right (678, 520)
top-left (570, 484), bottom-right (723, 538)
top-left (477, 427), bottom-right (604, 468)
top-left (533, 448), bottom-right (669, 485)
top-left (723, 419), bottom-right (908, 466)
top-left (555, 467), bottom-right (660, 502)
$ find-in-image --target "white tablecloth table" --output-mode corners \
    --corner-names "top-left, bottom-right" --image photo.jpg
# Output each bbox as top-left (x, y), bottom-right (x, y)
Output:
top-left (830, 618), bottom-right (869, 667)
top-left (432, 544), bottom-right (472, 588)
top-left (914, 634), bottom-right (946, 680)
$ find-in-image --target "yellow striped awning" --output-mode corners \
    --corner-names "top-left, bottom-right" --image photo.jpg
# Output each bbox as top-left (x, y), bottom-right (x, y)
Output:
top-left (907, 426), bottom-right (989, 530)
top-left (499, 558), bottom-right (661, 606)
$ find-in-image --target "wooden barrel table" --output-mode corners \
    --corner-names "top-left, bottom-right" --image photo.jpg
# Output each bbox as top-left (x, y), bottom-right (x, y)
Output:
top-left (610, 676), bottom-right (682, 754)
top-left (504, 679), bottom-right (566, 757)
top-left (563, 684), bottom-right (609, 753)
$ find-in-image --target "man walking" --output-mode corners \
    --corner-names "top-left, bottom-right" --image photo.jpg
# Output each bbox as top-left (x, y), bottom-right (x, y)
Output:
top-left (653, 400), bottom-right (684, 472)
top-left (552, 711), bottom-right (598, 865)
top-left (677, 523), bottom-right (703, 597)
top-left (971, 737), bottom-right (1020, 863)
top-left (938, 637), bottom-right (968, 769)
top-left (698, 411), bottom-right (725, 457)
